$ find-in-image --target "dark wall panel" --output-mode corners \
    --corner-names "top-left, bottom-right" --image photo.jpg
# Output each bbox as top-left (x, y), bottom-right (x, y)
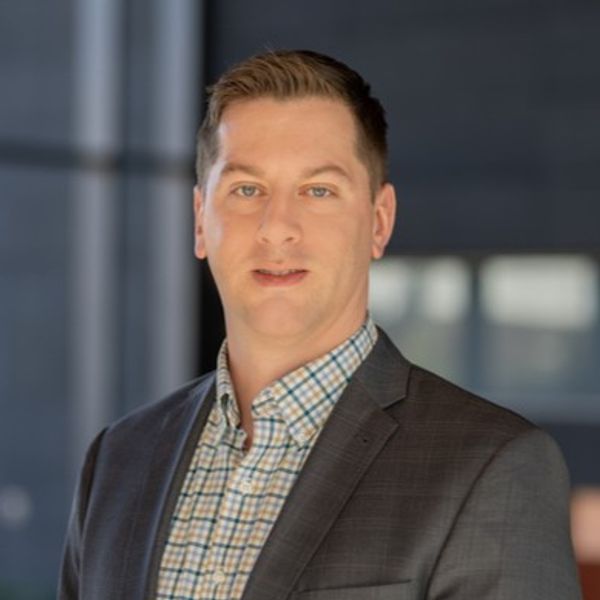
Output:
top-left (0, 1), bottom-right (74, 146)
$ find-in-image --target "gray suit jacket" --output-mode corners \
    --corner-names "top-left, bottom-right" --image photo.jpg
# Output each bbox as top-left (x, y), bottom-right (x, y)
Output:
top-left (59, 329), bottom-right (582, 599)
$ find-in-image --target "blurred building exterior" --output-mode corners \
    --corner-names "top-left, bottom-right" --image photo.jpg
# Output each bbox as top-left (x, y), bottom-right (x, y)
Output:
top-left (0, 0), bottom-right (599, 597)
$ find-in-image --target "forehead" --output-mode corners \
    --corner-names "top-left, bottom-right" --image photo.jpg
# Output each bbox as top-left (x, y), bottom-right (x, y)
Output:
top-left (214, 97), bottom-right (360, 162)
top-left (220, 95), bottom-right (356, 128)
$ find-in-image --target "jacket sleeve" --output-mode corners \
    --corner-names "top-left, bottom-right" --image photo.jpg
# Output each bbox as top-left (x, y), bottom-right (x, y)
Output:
top-left (427, 427), bottom-right (582, 599)
top-left (57, 428), bottom-right (107, 600)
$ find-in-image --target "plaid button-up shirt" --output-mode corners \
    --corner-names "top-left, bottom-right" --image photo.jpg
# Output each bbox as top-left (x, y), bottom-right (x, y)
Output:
top-left (157, 317), bottom-right (378, 599)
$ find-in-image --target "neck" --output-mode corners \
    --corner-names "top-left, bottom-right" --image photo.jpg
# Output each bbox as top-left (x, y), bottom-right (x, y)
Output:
top-left (225, 312), bottom-right (366, 412)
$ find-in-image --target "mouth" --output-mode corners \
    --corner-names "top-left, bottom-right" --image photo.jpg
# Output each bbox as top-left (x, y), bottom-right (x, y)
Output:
top-left (255, 268), bottom-right (305, 276)
top-left (252, 268), bottom-right (308, 286)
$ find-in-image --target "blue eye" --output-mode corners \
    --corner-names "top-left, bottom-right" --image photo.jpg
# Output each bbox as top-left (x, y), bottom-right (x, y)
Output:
top-left (308, 186), bottom-right (331, 198)
top-left (235, 185), bottom-right (259, 198)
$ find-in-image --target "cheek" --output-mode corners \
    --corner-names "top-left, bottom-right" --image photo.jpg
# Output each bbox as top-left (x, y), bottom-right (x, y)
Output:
top-left (204, 212), bottom-right (255, 270)
top-left (321, 218), bottom-right (373, 268)
top-left (202, 211), bottom-right (229, 254)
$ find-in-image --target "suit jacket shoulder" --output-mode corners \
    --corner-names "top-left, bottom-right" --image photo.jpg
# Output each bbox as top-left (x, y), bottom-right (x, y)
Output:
top-left (59, 372), bottom-right (217, 599)
top-left (358, 328), bottom-right (535, 449)
top-left (401, 361), bottom-right (535, 444)
top-left (106, 372), bottom-right (216, 444)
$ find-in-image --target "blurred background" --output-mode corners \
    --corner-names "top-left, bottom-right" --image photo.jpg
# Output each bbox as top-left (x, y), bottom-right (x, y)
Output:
top-left (1, 0), bottom-right (599, 597)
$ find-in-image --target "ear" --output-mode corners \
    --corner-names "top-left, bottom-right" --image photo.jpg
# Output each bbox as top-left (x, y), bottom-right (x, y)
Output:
top-left (193, 185), bottom-right (207, 260)
top-left (371, 183), bottom-right (396, 260)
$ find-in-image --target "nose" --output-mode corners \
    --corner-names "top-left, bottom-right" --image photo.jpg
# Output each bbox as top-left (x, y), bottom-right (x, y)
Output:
top-left (257, 195), bottom-right (301, 247)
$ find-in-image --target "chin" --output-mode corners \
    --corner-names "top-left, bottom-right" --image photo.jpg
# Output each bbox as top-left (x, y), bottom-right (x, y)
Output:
top-left (253, 317), bottom-right (308, 340)
top-left (246, 303), bottom-right (313, 340)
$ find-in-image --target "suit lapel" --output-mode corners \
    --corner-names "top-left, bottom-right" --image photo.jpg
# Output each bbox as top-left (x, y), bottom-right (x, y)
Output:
top-left (118, 375), bottom-right (216, 600)
top-left (242, 330), bottom-right (410, 600)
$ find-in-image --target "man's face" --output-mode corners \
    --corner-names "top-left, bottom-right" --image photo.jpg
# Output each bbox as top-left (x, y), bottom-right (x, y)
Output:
top-left (194, 97), bottom-right (395, 344)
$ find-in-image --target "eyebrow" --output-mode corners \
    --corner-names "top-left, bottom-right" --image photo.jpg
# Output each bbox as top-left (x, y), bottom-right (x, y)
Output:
top-left (220, 162), bottom-right (264, 178)
top-left (219, 161), bottom-right (352, 182)
top-left (301, 163), bottom-right (352, 182)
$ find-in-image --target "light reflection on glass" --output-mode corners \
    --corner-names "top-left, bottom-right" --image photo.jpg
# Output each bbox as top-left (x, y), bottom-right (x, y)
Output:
top-left (370, 257), bottom-right (470, 323)
top-left (481, 255), bottom-right (597, 330)
top-left (369, 257), bottom-right (470, 384)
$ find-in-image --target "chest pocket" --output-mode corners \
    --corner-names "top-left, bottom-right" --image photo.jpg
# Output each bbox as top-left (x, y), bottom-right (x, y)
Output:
top-left (292, 581), bottom-right (413, 600)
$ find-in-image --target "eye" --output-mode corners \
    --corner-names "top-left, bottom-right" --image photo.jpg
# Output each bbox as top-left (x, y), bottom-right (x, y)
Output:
top-left (306, 186), bottom-right (333, 198)
top-left (233, 184), bottom-right (261, 198)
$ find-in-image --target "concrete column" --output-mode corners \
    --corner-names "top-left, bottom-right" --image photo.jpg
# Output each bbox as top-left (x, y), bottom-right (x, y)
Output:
top-left (69, 0), bottom-right (122, 474)
top-left (147, 0), bottom-right (203, 402)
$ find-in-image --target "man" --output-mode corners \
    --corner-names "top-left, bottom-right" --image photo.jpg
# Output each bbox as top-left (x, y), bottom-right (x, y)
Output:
top-left (59, 50), bottom-right (582, 599)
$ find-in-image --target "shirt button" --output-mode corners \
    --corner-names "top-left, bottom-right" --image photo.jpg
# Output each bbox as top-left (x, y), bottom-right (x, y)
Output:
top-left (240, 477), bottom-right (253, 494)
top-left (212, 568), bottom-right (226, 585)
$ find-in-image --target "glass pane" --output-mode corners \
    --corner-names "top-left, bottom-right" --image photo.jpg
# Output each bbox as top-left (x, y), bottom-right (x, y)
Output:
top-left (480, 255), bottom-right (599, 422)
top-left (370, 257), bottom-right (471, 384)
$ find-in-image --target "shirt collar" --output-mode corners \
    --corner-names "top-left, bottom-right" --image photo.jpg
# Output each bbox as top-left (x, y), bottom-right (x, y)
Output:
top-left (215, 316), bottom-right (378, 447)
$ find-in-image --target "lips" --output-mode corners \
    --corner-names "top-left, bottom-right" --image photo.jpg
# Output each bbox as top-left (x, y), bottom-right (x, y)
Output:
top-left (256, 269), bottom-right (304, 276)
top-left (252, 268), bottom-right (308, 286)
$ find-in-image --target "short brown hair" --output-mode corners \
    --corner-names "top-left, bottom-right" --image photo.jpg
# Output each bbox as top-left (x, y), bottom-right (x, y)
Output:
top-left (196, 50), bottom-right (388, 195)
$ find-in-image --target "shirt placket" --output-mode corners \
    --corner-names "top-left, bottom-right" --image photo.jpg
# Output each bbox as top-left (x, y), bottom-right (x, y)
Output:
top-left (200, 420), bottom-right (257, 599)
top-left (230, 407), bottom-right (293, 596)
top-left (162, 413), bottom-right (224, 598)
